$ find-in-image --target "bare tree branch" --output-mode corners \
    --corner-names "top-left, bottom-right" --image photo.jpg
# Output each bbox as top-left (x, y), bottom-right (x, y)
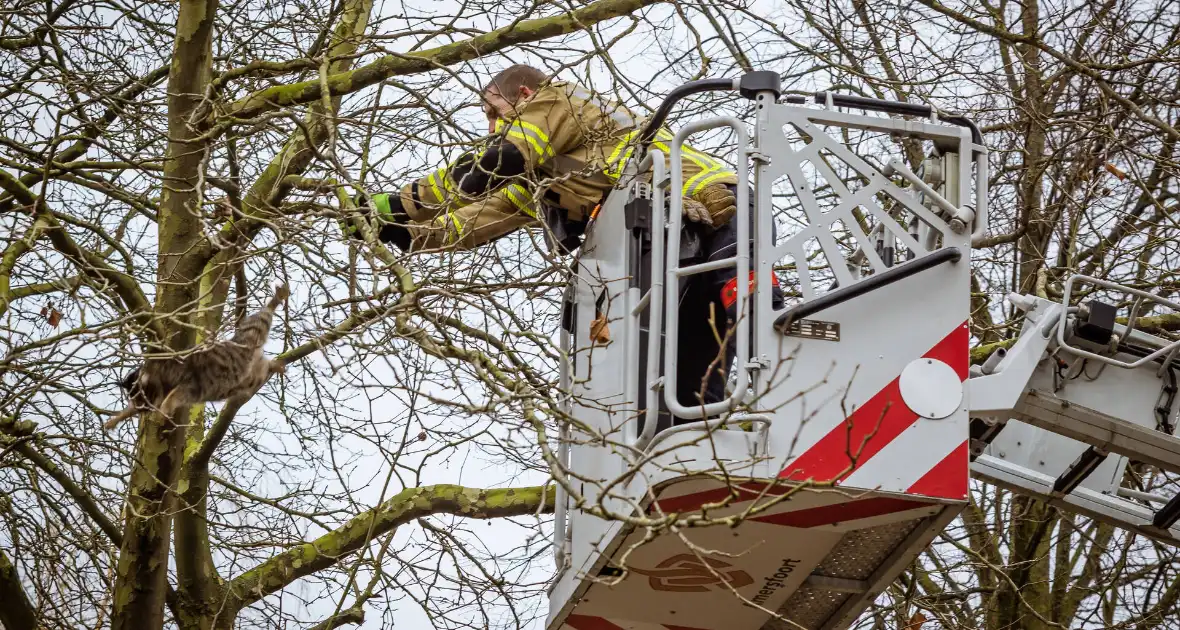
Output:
top-left (223, 0), bottom-right (664, 122)
top-left (228, 484), bottom-right (555, 607)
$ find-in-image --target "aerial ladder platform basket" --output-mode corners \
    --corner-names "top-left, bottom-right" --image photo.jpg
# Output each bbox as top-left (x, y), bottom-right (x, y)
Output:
top-left (546, 71), bottom-right (1180, 630)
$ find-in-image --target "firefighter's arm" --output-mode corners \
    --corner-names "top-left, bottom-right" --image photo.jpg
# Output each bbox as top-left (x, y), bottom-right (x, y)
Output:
top-left (494, 86), bottom-right (584, 172)
top-left (406, 182), bottom-right (540, 251)
top-left (399, 136), bottom-right (529, 220)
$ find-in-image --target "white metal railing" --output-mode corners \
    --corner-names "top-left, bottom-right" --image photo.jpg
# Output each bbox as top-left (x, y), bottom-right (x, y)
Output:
top-left (628, 150), bottom-right (668, 450)
top-left (1057, 274), bottom-right (1180, 369)
top-left (663, 117), bottom-right (751, 419)
top-left (552, 298), bottom-right (574, 570)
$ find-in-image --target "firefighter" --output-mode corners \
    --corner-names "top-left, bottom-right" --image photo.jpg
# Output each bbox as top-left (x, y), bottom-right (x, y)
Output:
top-left (350, 64), bottom-right (781, 413)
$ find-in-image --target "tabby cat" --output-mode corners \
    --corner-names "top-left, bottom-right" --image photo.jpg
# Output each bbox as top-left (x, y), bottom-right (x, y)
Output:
top-left (103, 283), bottom-right (289, 430)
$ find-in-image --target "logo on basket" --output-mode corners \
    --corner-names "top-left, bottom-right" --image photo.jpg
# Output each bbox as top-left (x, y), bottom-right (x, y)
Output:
top-left (720, 271), bottom-right (780, 309)
top-left (752, 558), bottom-right (801, 605)
top-left (630, 554), bottom-right (754, 592)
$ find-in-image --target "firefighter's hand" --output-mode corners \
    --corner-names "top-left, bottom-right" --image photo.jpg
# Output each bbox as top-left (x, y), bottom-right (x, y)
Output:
top-left (348, 191), bottom-right (412, 251)
top-left (694, 184), bottom-right (737, 227)
top-left (342, 192), bottom-right (371, 241)
top-left (681, 197), bottom-right (714, 227)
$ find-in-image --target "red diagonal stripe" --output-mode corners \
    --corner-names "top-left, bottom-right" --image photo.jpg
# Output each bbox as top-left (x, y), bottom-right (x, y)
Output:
top-left (907, 440), bottom-right (969, 500)
top-left (779, 379), bottom-right (914, 483)
top-left (650, 481), bottom-right (798, 514)
top-left (923, 322), bottom-right (970, 380)
top-left (779, 322), bottom-right (968, 484)
top-left (651, 487), bottom-right (733, 514)
top-left (565, 615), bottom-right (625, 630)
top-left (749, 496), bottom-right (932, 528)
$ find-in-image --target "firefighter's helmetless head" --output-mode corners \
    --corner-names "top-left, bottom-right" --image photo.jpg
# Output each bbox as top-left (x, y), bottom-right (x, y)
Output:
top-left (482, 64), bottom-right (547, 133)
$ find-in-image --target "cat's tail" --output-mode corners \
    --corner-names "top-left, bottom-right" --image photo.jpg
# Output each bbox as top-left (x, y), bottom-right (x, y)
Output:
top-left (267, 283), bottom-right (290, 311)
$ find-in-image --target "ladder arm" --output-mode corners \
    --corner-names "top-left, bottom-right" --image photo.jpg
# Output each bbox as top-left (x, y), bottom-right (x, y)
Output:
top-left (967, 287), bottom-right (1180, 541)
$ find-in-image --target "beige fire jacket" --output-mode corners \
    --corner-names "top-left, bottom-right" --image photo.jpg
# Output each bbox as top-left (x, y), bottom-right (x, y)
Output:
top-left (374, 81), bottom-right (738, 250)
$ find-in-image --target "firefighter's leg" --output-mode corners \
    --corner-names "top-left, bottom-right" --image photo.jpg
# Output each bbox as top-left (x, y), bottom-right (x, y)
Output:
top-left (636, 230), bottom-right (699, 434)
top-left (674, 274), bottom-right (729, 414)
top-left (697, 185), bottom-right (786, 408)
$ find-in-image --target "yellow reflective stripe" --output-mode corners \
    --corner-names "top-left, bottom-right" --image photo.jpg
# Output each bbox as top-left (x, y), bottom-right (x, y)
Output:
top-left (426, 171), bottom-right (444, 203)
top-left (658, 125), bottom-right (727, 171)
top-left (692, 169), bottom-right (736, 195)
top-left (609, 146), bottom-right (637, 180)
top-left (683, 166), bottom-right (715, 195)
top-left (606, 127), bottom-right (668, 179)
top-left (603, 125), bottom-right (727, 184)
top-left (670, 142), bottom-right (717, 195)
top-left (505, 130), bottom-right (549, 164)
top-left (495, 119), bottom-right (553, 163)
top-left (656, 128), bottom-right (717, 164)
top-left (497, 119), bottom-right (553, 163)
top-left (670, 142), bottom-right (717, 171)
top-left (433, 212), bottom-right (464, 244)
top-left (683, 145), bottom-right (720, 168)
top-left (607, 130), bottom-right (639, 168)
top-left (502, 184), bottom-right (536, 218)
top-left (514, 120), bottom-right (551, 147)
top-left (605, 133), bottom-right (640, 180)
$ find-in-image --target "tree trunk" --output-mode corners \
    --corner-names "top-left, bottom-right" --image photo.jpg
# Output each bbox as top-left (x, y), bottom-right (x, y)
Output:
top-left (109, 0), bottom-right (219, 626)
top-left (0, 547), bottom-right (37, 629)
top-left (1015, 1), bottom-right (1050, 294)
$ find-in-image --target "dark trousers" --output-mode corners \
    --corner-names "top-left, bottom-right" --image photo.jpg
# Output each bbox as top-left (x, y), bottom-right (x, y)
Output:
top-left (637, 184), bottom-right (784, 434)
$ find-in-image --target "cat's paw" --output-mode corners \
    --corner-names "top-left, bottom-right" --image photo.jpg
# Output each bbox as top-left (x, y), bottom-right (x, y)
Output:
top-left (102, 410), bottom-right (133, 431)
top-left (273, 283), bottom-right (290, 303)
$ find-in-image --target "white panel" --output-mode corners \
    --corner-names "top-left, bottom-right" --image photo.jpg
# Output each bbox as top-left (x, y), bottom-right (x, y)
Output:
top-left (749, 101), bottom-right (979, 497)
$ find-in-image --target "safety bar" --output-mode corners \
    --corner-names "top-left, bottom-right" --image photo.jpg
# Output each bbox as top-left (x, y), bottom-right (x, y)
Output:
top-left (665, 117), bottom-right (750, 419)
top-left (636, 71), bottom-right (782, 163)
top-left (883, 159), bottom-right (974, 232)
top-left (1118, 486), bottom-right (1170, 505)
top-left (785, 91), bottom-right (982, 145)
top-left (644, 414), bottom-right (772, 456)
top-left (774, 247), bottom-right (962, 333)
top-left (551, 436), bottom-right (570, 571)
top-left (1056, 275), bottom-right (1180, 369)
top-left (637, 78), bottom-right (737, 150)
top-left (628, 150), bottom-right (668, 450)
top-left (971, 149), bottom-right (989, 243)
top-left (553, 308), bottom-right (573, 570)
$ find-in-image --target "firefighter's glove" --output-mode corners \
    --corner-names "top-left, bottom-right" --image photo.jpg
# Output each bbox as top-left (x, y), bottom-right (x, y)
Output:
top-left (693, 183), bottom-right (737, 227)
top-left (349, 191), bottom-right (412, 252)
top-left (681, 197), bottom-right (714, 227)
